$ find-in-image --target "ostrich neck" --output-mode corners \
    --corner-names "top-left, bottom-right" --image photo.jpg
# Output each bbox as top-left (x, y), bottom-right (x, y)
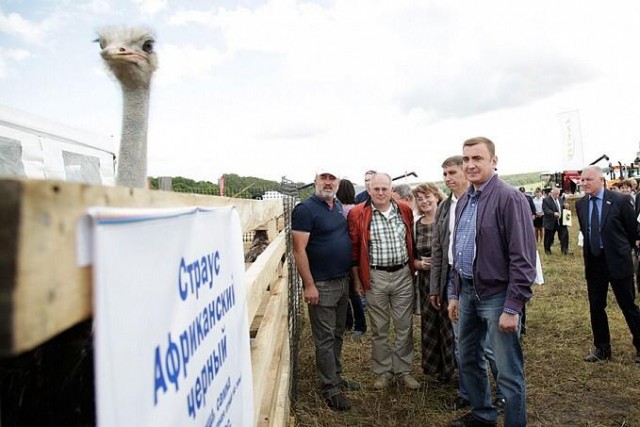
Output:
top-left (117, 85), bottom-right (150, 188)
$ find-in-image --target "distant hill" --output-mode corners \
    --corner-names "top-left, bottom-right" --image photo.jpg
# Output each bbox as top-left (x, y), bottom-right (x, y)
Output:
top-left (149, 171), bottom-right (546, 198)
top-left (148, 174), bottom-right (307, 199)
top-left (426, 171), bottom-right (545, 193)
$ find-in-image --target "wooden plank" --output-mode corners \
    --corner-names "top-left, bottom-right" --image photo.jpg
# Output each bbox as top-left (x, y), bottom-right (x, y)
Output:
top-left (244, 232), bottom-right (286, 325)
top-left (250, 275), bottom-right (288, 426)
top-left (266, 334), bottom-right (290, 427)
top-left (0, 178), bottom-right (283, 356)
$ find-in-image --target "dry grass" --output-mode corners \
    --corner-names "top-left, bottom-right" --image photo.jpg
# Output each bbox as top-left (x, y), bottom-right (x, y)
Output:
top-left (291, 224), bottom-right (640, 426)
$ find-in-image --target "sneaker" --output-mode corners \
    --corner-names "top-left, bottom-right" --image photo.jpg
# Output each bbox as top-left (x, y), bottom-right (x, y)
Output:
top-left (325, 393), bottom-right (351, 411)
top-left (401, 374), bottom-right (420, 390)
top-left (373, 375), bottom-right (392, 390)
top-left (340, 379), bottom-right (361, 391)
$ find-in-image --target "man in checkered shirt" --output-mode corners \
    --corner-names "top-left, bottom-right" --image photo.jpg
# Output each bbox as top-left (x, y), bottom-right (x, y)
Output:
top-left (348, 172), bottom-right (420, 391)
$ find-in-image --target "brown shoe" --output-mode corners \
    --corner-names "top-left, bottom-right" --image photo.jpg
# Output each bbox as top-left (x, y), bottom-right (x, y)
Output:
top-left (401, 374), bottom-right (420, 390)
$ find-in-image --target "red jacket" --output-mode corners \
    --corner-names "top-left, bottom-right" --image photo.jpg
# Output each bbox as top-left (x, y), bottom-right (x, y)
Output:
top-left (347, 199), bottom-right (415, 290)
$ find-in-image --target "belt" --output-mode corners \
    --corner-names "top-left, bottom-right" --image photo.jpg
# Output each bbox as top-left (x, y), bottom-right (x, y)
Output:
top-left (370, 262), bottom-right (408, 272)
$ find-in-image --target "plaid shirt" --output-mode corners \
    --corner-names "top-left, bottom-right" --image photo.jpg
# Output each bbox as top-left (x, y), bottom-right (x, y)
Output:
top-left (454, 178), bottom-right (492, 279)
top-left (369, 201), bottom-right (409, 266)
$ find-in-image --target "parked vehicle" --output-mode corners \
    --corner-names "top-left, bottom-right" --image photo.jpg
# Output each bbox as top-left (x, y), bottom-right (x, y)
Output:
top-left (540, 153), bottom-right (640, 194)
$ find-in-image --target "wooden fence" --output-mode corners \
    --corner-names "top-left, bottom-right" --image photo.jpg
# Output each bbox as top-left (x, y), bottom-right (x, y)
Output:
top-left (0, 178), bottom-right (294, 426)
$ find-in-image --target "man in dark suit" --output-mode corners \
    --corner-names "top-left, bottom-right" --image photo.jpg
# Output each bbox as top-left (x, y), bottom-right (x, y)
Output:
top-left (542, 187), bottom-right (569, 255)
top-left (577, 166), bottom-right (640, 363)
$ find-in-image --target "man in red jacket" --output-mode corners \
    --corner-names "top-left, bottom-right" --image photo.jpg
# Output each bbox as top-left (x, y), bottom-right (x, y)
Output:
top-left (348, 172), bottom-right (420, 390)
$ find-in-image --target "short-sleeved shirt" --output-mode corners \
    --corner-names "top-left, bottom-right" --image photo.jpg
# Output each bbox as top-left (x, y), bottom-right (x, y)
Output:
top-left (291, 194), bottom-right (353, 281)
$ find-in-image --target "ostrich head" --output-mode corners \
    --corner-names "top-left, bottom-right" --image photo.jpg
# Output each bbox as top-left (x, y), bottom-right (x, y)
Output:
top-left (96, 26), bottom-right (158, 89)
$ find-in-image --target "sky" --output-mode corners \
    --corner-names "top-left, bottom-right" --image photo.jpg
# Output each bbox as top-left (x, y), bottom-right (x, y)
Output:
top-left (2, 0), bottom-right (640, 187)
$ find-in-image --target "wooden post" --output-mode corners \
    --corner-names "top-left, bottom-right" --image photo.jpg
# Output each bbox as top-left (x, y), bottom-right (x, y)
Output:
top-left (157, 176), bottom-right (172, 191)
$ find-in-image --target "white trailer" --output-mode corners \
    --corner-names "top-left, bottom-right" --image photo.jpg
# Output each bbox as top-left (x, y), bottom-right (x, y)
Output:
top-left (0, 105), bottom-right (116, 185)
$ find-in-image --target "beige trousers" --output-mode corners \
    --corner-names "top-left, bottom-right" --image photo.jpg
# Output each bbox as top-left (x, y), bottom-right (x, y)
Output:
top-left (366, 265), bottom-right (415, 377)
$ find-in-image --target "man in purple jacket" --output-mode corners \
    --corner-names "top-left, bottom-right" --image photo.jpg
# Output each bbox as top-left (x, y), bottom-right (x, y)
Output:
top-left (448, 137), bottom-right (536, 427)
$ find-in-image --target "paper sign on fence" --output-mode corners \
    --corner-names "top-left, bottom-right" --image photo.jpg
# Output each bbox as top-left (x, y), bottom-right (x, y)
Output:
top-left (87, 206), bottom-right (253, 427)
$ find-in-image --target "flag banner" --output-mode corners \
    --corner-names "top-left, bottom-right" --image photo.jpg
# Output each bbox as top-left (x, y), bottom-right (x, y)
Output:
top-left (557, 110), bottom-right (585, 170)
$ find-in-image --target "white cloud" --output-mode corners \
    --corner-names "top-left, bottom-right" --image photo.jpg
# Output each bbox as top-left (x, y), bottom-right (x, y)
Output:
top-left (0, 10), bottom-right (46, 44)
top-left (80, 0), bottom-right (114, 15)
top-left (154, 43), bottom-right (227, 85)
top-left (133, 0), bottom-right (169, 16)
top-left (168, 9), bottom-right (216, 26)
top-left (3, 0), bottom-right (640, 184)
top-left (0, 47), bottom-right (31, 78)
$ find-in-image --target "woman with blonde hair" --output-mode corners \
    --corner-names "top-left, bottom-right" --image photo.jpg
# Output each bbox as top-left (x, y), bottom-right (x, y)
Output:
top-left (412, 182), bottom-right (455, 381)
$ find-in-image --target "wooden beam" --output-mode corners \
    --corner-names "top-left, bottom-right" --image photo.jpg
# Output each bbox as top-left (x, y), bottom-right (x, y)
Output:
top-left (265, 332), bottom-right (290, 427)
top-left (244, 233), bottom-right (286, 325)
top-left (250, 275), bottom-right (288, 426)
top-left (0, 178), bottom-right (283, 356)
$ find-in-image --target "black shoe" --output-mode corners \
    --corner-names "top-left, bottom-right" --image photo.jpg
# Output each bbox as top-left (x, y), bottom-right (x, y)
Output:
top-left (340, 379), bottom-right (361, 391)
top-left (635, 351), bottom-right (640, 364)
top-left (448, 396), bottom-right (470, 411)
top-left (584, 347), bottom-right (611, 362)
top-left (450, 412), bottom-right (496, 427)
top-left (325, 393), bottom-right (351, 411)
top-left (492, 397), bottom-right (506, 413)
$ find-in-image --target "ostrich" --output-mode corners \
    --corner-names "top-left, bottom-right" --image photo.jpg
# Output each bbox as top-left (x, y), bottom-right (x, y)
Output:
top-left (96, 26), bottom-right (158, 188)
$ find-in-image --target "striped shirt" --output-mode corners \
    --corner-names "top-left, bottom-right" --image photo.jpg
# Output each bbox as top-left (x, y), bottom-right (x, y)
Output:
top-left (369, 201), bottom-right (409, 266)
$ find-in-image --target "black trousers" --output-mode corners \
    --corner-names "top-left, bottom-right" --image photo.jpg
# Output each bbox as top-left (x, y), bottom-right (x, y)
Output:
top-left (543, 224), bottom-right (569, 253)
top-left (586, 254), bottom-right (640, 351)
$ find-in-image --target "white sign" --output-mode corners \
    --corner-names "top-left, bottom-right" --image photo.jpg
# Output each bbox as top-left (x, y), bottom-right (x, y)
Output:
top-left (87, 206), bottom-right (253, 427)
top-left (557, 109), bottom-right (585, 170)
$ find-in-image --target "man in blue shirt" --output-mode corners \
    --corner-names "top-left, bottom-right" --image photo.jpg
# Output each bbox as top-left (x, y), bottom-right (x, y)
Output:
top-left (448, 137), bottom-right (536, 427)
top-left (292, 168), bottom-right (357, 411)
top-left (354, 169), bottom-right (376, 204)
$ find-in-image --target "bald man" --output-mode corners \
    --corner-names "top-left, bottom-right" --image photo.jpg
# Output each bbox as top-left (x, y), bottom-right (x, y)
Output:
top-left (576, 166), bottom-right (640, 363)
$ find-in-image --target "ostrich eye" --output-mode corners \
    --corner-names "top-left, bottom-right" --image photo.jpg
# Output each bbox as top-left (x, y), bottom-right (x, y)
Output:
top-left (142, 40), bottom-right (154, 53)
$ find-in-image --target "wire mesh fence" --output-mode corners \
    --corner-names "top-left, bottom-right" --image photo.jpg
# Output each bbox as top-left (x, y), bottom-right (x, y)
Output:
top-left (281, 177), bottom-right (303, 404)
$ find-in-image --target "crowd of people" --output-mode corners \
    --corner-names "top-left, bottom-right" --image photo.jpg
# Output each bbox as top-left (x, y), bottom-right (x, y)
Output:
top-left (290, 136), bottom-right (640, 427)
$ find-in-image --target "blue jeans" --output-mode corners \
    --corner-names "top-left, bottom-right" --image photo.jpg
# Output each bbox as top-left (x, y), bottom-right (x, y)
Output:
top-left (458, 277), bottom-right (526, 426)
top-left (447, 271), bottom-right (503, 401)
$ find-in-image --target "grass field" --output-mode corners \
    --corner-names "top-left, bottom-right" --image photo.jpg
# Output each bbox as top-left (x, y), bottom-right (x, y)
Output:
top-left (292, 204), bottom-right (640, 426)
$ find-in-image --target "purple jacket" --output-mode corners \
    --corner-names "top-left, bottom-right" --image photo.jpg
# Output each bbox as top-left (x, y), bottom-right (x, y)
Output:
top-left (452, 174), bottom-right (536, 313)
